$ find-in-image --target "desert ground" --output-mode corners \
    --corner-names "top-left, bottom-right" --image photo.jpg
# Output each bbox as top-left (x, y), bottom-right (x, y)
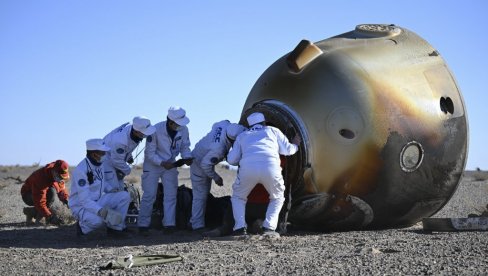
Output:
top-left (0, 164), bottom-right (487, 275)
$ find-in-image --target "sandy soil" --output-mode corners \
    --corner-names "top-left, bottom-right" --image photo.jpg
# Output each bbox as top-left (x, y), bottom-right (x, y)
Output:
top-left (0, 165), bottom-right (487, 275)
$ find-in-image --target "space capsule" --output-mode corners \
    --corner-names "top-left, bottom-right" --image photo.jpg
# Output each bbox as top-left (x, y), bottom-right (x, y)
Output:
top-left (239, 24), bottom-right (468, 231)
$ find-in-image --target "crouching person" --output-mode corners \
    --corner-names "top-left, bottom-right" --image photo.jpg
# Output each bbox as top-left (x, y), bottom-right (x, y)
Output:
top-left (20, 160), bottom-right (70, 225)
top-left (69, 139), bottom-right (131, 238)
top-left (189, 121), bottom-right (246, 231)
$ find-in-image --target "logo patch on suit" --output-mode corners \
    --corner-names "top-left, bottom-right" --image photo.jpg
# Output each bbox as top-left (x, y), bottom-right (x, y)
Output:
top-left (116, 148), bottom-right (125, 154)
top-left (213, 127), bottom-right (223, 143)
top-left (78, 179), bottom-right (87, 187)
top-left (147, 135), bottom-right (153, 143)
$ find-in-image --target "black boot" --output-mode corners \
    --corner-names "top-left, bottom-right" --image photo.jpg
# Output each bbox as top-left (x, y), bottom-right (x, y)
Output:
top-left (76, 221), bottom-right (85, 237)
top-left (23, 207), bottom-right (37, 225)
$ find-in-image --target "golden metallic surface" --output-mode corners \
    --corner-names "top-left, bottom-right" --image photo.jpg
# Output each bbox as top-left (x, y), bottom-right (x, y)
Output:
top-left (287, 40), bottom-right (323, 72)
top-left (240, 24), bottom-right (468, 230)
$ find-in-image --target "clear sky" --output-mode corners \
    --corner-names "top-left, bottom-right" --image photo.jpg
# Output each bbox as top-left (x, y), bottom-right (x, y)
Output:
top-left (0, 1), bottom-right (486, 170)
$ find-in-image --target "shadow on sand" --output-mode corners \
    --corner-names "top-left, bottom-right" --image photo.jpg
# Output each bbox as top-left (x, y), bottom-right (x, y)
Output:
top-left (0, 223), bottom-right (206, 249)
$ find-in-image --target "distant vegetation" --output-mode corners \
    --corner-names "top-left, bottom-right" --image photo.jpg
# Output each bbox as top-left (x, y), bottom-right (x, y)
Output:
top-left (473, 168), bottom-right (488, 182)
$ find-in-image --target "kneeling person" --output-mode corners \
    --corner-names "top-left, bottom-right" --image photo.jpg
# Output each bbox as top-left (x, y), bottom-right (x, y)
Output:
top-left (69, 139), bottom-right (131, 237)
top-left (20, 160), bottom-right (70, 225)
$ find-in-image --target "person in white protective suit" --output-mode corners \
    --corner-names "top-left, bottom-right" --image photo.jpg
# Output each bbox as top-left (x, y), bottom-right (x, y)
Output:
top-left (69, 139), bottom-right (131, 238)
top-left (227, 112), bottom-right (301, 238)
top-left (189, 121), bottom-right (247, 231)
top-left (103, 116), bottom-right (156, 189)
top-left (137, 106), bottom-right (193, 235)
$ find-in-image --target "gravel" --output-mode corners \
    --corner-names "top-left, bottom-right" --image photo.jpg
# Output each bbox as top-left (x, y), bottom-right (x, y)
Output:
top-left (1, 166), bottom-right (487, 275)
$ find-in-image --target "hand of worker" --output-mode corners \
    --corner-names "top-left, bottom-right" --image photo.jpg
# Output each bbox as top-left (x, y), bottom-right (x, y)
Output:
top-left (46, 214), bottom-right (62, 225)
top-left (214, 176), bottom-right (224, 187)
top-left (291, 134), bottom-right (302, 146)
top-left (57, 191), bottom-right (68, 204)
top-left (183, 158), bottom-right (194, 166)
top-left (161, 161), bottom-right (175, 170)
top-left (115, 169), bottom-right (125, 180)
top-left (173, 159), bottom-right (186, 167)
top-left (97, 207), bottom-right (109, 219)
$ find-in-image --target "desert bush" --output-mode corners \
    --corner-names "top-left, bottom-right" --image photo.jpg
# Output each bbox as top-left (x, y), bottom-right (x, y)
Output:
top-left (51, 201), bottom-right (76, 225)
top-left (469, 203), bottom-right (488, 217)
top-left (0, 166), bottom-right (18, 172)
top-left (3, 176), bottom-right (23, 184)
top-left (473, 168), bottom-right (488, 182)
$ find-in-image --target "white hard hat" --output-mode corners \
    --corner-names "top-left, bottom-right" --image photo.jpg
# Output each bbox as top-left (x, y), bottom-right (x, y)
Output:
top-left (86, 138), bottom-right (110, 151)
top-left (132, 116), bottom-right (156, 136)
top-left (226, 123), bottom-right (246, 140)
top-left (247, 112), bottom-right (265, 126)
top-left (167, 106), bottom-right (190, 126)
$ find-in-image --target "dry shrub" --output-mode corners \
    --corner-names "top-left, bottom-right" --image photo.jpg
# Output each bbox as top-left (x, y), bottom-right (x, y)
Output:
top-left (473, 168), bottom-right (488, 182)
top-left (470, 203), bottom-right (488, 217)
top-left (481, 206), bottom-right (488, 217)
top-left (51, 202), bottom-right (76, 225)
top-left (0, 166), bottom-right (16, 173)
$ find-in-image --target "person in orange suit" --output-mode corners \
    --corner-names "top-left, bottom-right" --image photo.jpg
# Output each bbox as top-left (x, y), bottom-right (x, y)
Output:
top-left (20, 160), bottom-right (70, 224)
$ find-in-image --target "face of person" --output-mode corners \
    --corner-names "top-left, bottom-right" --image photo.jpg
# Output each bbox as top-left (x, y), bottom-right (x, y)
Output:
top-left (168, 120), bottom-right (182, 132)
top-left (132, 129), bottom-right (146, 139)
top-left (91, 151), bottom-right (107, 163)
top-left (51, 170), bottom-right (64, 183)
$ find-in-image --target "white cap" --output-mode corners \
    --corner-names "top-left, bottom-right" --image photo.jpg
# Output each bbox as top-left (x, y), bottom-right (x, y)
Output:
top-left (167, 106), bottom-right (190, 126)
top-left (226, 123), bottom-right (246, 140)
top-left (86, 138), bottom-right (110, 151)
top-left (132, 116), bottom-right (156, 136)
top-left (247, 112), bottom-right (265, 126)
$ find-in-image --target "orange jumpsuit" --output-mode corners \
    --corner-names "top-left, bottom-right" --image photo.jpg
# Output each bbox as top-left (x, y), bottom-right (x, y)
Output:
top-left (20, 161), bottom-right (69, 217)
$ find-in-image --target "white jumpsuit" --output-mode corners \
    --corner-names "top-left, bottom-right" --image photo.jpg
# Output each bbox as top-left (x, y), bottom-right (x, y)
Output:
top-left (189, 120), bottom-right (232, 229)
top-left (103, 123), bottom-right (141, 189)
top-left (137, 121), bottom-right (192, 228)
top-left (227, 124), bottom-right (298, 231)
top-left (69, 158), bottom-right (131, 234)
